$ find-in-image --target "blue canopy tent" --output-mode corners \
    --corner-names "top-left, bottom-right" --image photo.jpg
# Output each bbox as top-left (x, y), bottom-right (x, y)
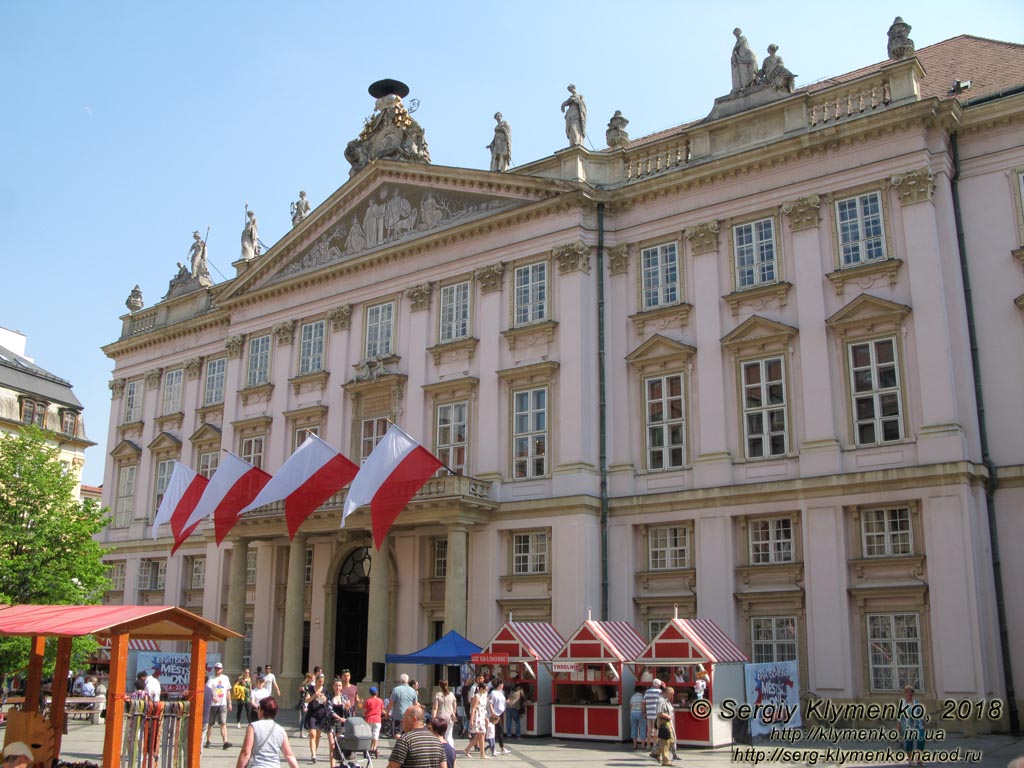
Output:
top-left (385, 630), bottom-right (482, 664)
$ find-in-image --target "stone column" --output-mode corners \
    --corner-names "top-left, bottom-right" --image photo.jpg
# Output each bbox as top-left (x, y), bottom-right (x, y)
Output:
top-left (280, 534), bottom-right (308, 698)
top-left (443, 525), bottom-right (469, 635)
top-left (223, 538), bottom-right (250, 674)
top-left (363, 541), bottom-right (391, 683)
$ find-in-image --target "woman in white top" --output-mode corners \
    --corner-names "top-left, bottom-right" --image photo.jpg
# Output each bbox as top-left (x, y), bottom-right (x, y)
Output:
top-left (235, 696), bottom-right (299, 768)
top-left (432, 679), bottom-right (458, 747)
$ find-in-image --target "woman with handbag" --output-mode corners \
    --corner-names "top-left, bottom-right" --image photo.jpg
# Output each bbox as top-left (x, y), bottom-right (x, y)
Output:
top-left (655, 686), bottom-right (677, 766)
top-left (235, 696), bottom-right (299, 768)
top-left (305, 675), bottom-right (329, 763)
top-left (462, 688), bottom-right (489, 759)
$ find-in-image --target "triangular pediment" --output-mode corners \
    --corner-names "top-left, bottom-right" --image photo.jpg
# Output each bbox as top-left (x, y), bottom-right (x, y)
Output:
top-left (110, 439), bottom-right (142, 460)
top-left (147, 431), bottom-right (182, 452)
top-left (189, 422), bottom-right (222, 445)
top-left (721, 315), bottom-right (798, 353)
top-left (625, 334), bottom-right (697, 369)
top-left (219, 162), bottom-right (575, 301)
top-left (826, 293), bottom-right (911, 332)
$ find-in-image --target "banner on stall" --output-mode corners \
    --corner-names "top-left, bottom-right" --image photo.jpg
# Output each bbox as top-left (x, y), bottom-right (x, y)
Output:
top-left (471, 653), bottom-right (509, 665)
top-left (744, 660), bottom-right (801, 738)
top-left (135, 651), bottom-right (223, 696)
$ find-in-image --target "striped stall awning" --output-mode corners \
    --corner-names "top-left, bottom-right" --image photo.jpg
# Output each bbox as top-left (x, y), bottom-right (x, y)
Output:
top-left (99, 638), bottom-right (162, 651)
top-left (555, 620), bottom-right (647, 663)
top-left (637, 618), bottom-right (747, 665)
top-left (506, 621), bottom-right (565, 661)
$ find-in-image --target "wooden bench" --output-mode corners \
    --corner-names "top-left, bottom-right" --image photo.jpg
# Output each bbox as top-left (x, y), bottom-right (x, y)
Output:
top-left (0, 695), bottom-right (26, 721)
top-left (41, 696), bottom-right (105, 725)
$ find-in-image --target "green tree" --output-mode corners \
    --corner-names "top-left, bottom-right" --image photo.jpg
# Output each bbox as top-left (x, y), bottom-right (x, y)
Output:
top-left (0, 427), bottom-right (110, 675)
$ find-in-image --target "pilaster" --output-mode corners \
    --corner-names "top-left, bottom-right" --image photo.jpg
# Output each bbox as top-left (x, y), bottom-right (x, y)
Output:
top-left (280, 534), bottom-right (308, 699)
top-left (444, 525), bottom-right (469, 635)
top-left (364, 540), bottom-right (392, 683)
top-left (223, 538), bottom-right (250, 674)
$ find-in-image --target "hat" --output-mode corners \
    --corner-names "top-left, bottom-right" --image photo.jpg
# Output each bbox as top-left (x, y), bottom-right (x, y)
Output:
top-left (214, 662), bottom-right (223, 669)
top-left (652, 678), bottom-right (663, 687)
top-left (368, 686), bottom-right (378, 695)
top-left (3, 742), bottom-right (34, 761)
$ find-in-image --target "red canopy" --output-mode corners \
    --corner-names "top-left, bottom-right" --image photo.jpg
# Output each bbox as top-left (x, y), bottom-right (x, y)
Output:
top-left (0, 604), bottom-right (238, 641)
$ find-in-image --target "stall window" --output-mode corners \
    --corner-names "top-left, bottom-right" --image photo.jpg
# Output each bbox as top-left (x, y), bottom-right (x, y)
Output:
top-left (751, 616), bottom-right (798, 663)
top-left (512, 531), bottom-right (548, 575)
top-left (867, 613), bottom-right (922, 691)
top-left (648, 525), bottom-right (689, 570)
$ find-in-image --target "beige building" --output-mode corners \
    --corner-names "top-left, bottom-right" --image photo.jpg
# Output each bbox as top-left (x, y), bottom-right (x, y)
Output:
top-left (97, 23), bottom-right (1024, 730)
top-left (0, 326), bottom-right (94, 493)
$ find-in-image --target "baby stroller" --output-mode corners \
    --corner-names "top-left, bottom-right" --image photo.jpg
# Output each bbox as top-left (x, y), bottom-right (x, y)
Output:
top-left (333, 716), bottom-right (374, 768)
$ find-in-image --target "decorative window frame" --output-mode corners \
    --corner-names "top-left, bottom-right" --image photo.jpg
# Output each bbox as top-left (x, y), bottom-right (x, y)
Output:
top-left (634, 522), bottom-right (697, 596)
top-left (284, 404), bottom-right (327, 454)
top-left (147, 431), bottom-right (182, 523)
top-left (161, 367), bottom-right (184, 417)
top-left (242, 331), bottom-right (274, 402)
top-left (343, 371), bottom-right (407, 462)
top-left (736, 587), bottom-right (807, 687)
top-left (847, 501), bottom-right (923, 561)
top-left (508, 528), bottom-right (551, 576)
top-left (422, 376), bottom-right (479, 478)
top-left (636, 239), bottom-right (683, 311)
top-left (436, 273), bottom-right (475, 343)
top-left (106, 561), bottom-right (126, 593)
top-left (123, 378), bottom-right (144, 425)
top-left (849, 588), bottom-right (931, 697)
top-left (509, 254), bottom-right (552, 329)
top-left (109, 439), bottom-right (141, 528)
top-left (362, 295), bottom-right (400, 361)
top-left (297, 317), bottom-right (328, 376)
top-left (723, 210), bottom-right (793, 316)
top-left (825, 294), bottom-right (912, 449)
top-left (745, 514), bottom-right (799, 566)
top-left (60, 408), bottom-right (78, 436)
top-left (232, 415), bottom-right (272, 469)
top-left (628, 233), bottom-right (692, 335)
top-left (19, 396), bottom-right (48, 428)
top-left (189, 422), bottom-right (222, 478)
top-left (646, 523), bottom-right (692, 570)
top-left (497, 362), bottom-right (559, 481)
top-left (826, 183), bottom-right (903, 295)
top-left (626, 335), bottom-right (696, 473)
top-left (204, 357), bottom-right (227, 407)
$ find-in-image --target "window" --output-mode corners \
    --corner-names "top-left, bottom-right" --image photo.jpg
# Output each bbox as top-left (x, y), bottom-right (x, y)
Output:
top-left (641, 242), bottom-right (679, 309)
top-left (836, 191), bottom-right (886, 266)
top-left (512, 387), bottom-right (547, 479)
top-left (436, 401), bottom-right (468, 476)
top-left (154, 459), bottom-right (174, 514)
top-left (645, 374), bottom-right (685, 470)
top-left (246, 334), bottom-right (271, 388)
top-left (304, 548), bottom-right (314, 583)
top-left (107, 562), bottom-right (126, 591)
top-left (849, 337), bottom-right (902, 446)
top-left (749, 518), bottom-right (793, 564)
top-left (647, 619), bottom-right (670, 642)
top-left (648, 525), bottom-right (689, 570)
top-left (734, 218), bottom-right (777, 289)
top-left (439, 281), bottom-right (471, 342)
top-left (867, 613), bottom-right (922, 691)
top-left (61, 410), bottom-right (77, 436)
top-left (137, 559), bottom-right (166, 591)
top-left (204, 358), bottom-right (226, 405)
top-left (294, 425), bottom-right (320, 452)
top-left (246, 550), bottom-right (257, 585)
top-left (751, 617), bottom-right (798, 663)
top-left (162, 368), bottom-right (183, 415)
top-left (242, 622), bottom-right (253, 670)
top-left (299, 320), bottom-right (326, 374)
top-left (365, 301), bottom-right (395, 359)
top-left (20, 399), bottom-right (46, 427)
top-left (198, 450), bottom-right (219, 479)
top-left (240, 435), bottom-right (265, 469)
top-left (114, 465), bottom-right (136, 528)
top-left (361, 418), bottom-right (389, 462)
top-left (512, 531), bottom-right (548, 575)
top-left (742, 357), bottom-right (787, 459)
top-left (189, 556), bottom-right (206, 589)
top-left (433, 538), bottom-right (448, 578)
top-left (124, 379), bottom-right (142, 423)
top-left (514, 262), bottom-right (547, 326)
top-left (861, 506), bottom-right (912, 557)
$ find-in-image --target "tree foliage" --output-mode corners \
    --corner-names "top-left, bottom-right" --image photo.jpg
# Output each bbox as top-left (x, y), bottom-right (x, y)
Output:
top-left (0, 428), bottom-right (111, 674)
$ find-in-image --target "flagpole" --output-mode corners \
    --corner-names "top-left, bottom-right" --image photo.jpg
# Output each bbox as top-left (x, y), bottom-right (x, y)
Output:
top-left (382, 417), bottom-right (457, 476)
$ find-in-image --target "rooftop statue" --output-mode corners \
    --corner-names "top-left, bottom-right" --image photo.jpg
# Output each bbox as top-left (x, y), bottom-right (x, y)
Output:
top-left (486, 112), bottom-right (512, 172)
top-left (757, 44), bottom-right (795, 93)
top-left (561, 84), bottom-right (587, 147)
top-left (241, 209), bottom-right (259, 261)
top-left (731, 28), bottom-right (759, 94)
top-left (188, 230), bottom-right (211, 281)
top-left (606, 110), bottom-right (630, 148)
top-left (291, 191), bottom-right (311, 227)
top-left (345, 79), bottom-right (431, 177)
top-left (887, 16), bottom-right (915, 60)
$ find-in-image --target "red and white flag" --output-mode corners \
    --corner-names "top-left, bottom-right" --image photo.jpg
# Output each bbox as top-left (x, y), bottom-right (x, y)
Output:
top-left (342, 424), bottom-right (443, 549)
top-left (239, 433), bottom-right (359, 539)
top-left (152, 461), bottom-right (208, 541)
top-left (179, 452), bottom-right (271, 546)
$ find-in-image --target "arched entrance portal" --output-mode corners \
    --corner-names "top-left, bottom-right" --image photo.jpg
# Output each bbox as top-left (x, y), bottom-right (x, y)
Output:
top-left (334, 547), bottom-right (370, 681)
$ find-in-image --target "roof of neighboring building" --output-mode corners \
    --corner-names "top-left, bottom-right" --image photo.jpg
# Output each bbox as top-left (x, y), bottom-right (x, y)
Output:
top-left (0, 342), bottom-right (83, 408)
top-left (622, 35), bottom-right (1024, 151)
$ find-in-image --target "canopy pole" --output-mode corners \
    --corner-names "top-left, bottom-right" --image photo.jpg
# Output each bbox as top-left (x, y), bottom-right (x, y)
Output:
top-left (51, 636), bottom-right (73, 758)
top-left (25, 635), bottom-right (45, 711)
top-left (187, 631), bottom-right (208, 768)
top-left (102, 633), bottom-right (129, 768)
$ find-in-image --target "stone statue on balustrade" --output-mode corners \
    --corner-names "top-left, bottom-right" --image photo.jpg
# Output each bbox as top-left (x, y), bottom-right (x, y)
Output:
top-left (757, 44), bottom-right (795, 94)
top-left (241, 209), bottom-right (259, 261)
top-left (731, 28), bottom-right (758, 94)
top-left (188, 230), bottom-right (211, 281)
top-left (486, 112), bottom-right (512, 172)
top-left (561, 84), bottom-right (587, 147)
top-left (606, 110), bottom-right (630, 148)
top-left (887, 17), bottom-right (915, 60)
top-left (291, 191), bottom-right (311, 227)
top-left (708, 28), bottom-right (799, 120)
top-left (345, 79), bottom-right (431, 177)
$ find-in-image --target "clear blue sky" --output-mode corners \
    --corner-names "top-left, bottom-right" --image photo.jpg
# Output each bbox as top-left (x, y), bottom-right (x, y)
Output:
top-left (2, 1), bottom-right (1021, 487)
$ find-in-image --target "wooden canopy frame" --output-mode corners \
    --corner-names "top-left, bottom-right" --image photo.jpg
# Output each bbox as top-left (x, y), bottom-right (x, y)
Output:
top-left (0, 604), bottom-right (242, 767)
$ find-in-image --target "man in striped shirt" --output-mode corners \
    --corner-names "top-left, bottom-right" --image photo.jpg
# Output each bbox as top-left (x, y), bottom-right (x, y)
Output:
top-left (644, 678), bottom-right (664, 754)
top-left (387, 705), bottom-right (445, 768)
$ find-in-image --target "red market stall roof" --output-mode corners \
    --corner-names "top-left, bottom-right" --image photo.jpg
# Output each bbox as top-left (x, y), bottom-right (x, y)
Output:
top-left (0, 604), bottom-right (239, 641)
top-left (637, 618), bottom-right (748, 665)
top-left (482, 621), bottom-right (565, 662)
top-left (553, 620), bottom-right (647, 663)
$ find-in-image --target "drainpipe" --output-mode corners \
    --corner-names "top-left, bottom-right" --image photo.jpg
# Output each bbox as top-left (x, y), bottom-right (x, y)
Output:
top-left (596, 202), bottom-right (610, 620)
top-left (950, 132), bottom-right (1020, 734)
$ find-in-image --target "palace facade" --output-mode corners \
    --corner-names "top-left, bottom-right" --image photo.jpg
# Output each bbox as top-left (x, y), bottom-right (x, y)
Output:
top-left (98, 23), bottom-right (1024, 729)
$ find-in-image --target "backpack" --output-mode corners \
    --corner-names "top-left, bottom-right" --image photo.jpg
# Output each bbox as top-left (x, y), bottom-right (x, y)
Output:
top-left (233, 682), bottom-right (247, 701)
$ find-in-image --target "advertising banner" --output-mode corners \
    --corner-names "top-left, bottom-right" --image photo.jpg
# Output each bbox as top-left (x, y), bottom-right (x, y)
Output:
top-left (744, 660), bottom-right (801, 738)
top-left (135, 651), bottom-right (222, 696)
